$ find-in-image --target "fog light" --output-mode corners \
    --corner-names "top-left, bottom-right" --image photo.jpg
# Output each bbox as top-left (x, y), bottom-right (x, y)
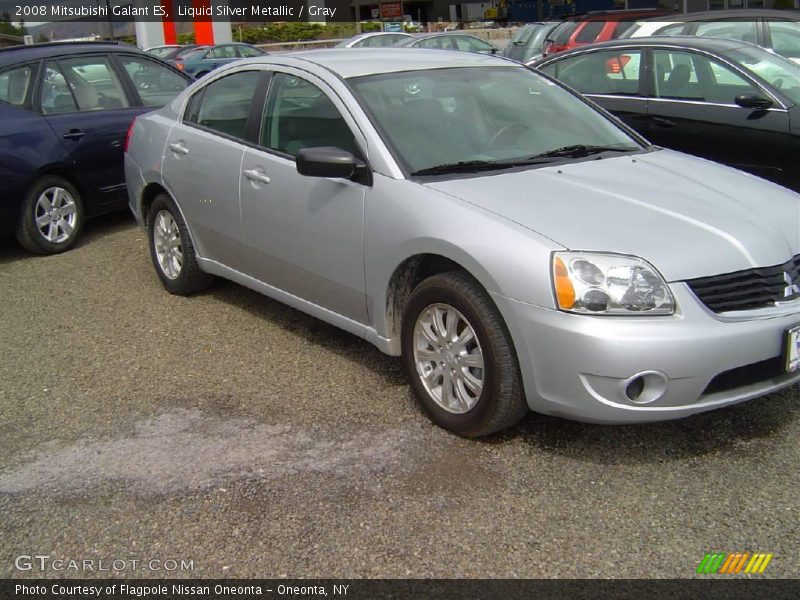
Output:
top-left (626, 376), bottom-right (644, 400)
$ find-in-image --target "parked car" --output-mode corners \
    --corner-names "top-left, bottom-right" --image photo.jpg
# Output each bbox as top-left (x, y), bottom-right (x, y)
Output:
top-left (542, 9), bottom-right (671, 57)
top-left (126, 49), bottom-right (800, 437)
top-left (0, 41), bottom-right (191, 254)
top-left (335, 32), bottom-right (412, 48)
top-left (398, 33), bottom-right (502, 55)
top-left (173, 43), bottom-right (265, 78)
top-left (532, 36), bottom-right (800, 190)
top-left (146, 44), bottom-right (207, 62)
top-left (620, 10), bottom-right (800, 64)
top-left (503, 22), bottom-right (560, 63)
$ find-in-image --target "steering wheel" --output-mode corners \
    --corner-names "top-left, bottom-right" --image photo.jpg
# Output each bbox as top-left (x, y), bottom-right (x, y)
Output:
top-left (489, 123), bottom-right (531, 147)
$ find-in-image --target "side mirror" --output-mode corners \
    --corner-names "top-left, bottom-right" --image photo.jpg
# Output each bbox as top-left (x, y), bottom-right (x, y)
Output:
top-left (296, 147), bottom-right (359, 180)
top-left (735, 92), bottom-right (773, 110)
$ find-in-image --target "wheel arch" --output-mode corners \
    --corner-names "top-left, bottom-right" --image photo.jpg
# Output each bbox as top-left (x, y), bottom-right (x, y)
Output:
top-left (139, 182), bottom-right (202, 260)
top-left (382, 249), bottom-right (506, 354)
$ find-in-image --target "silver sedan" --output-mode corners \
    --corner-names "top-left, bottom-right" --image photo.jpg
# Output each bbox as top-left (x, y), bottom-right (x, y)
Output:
top-left (125, 49), bottom-right (800, 436)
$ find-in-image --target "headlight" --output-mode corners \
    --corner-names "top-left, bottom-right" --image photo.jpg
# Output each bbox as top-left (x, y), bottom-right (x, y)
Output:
top-left (552, 252), bottom-right (674, 315)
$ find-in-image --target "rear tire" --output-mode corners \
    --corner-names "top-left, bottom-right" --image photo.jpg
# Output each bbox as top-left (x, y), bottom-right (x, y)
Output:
top-left (146, 193), bottom-right (212, 295)
top-left (15, 175), bottom-right (84, 255)
top-left (401, 271), bottom-right (528, 437)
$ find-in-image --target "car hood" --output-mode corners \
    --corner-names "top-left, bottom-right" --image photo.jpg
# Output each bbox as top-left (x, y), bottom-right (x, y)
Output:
top-left (425, 149), bottom-right (800, 281)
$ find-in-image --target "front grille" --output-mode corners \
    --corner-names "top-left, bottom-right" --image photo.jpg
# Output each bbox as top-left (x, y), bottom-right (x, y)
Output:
top-left (702, 356), bottom-right (785, 396)
top-left (685, 254), bottom-right (800, 313)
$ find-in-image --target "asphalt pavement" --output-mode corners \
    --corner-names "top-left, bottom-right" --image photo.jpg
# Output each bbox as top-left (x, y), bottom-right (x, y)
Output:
top-left (1, 213), bottom-right (798, 578)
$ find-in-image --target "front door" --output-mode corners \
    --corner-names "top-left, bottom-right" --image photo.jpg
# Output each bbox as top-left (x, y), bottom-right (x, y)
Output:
top-left (647, 49), bottom-right (791, 182)
top-left (239, 70), bottom-right (369, 323)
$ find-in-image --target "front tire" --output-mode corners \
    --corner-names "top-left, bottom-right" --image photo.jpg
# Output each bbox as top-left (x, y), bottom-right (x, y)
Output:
top-left (401, 271), bottom-right (528, 437)
top-left (15, 175), bottom-right (84, 254)
top-left (147, 193), bottom-right (212, 295)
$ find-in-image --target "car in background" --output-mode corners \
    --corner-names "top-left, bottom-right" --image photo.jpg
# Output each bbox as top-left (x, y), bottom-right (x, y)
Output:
top-left (532, 36), bottom-right (800, 190)
top-left (542, 9), bottom-right (671, 57)
top-left (335, 32), bottom-right (412, 48)
top-left (0, 42), bottom-right (191, 254)
top-left (620, 9), bottom-right (800, 64)
top-left (146, 44), bottom-right (207, 62)
top-left (126, 49), bottom-right (799, 436)
top-left (173, 43), bottom-right (265, 78)
top-left (398, 33), bottom-right (502, 55)
top-left (503, 22), bottom-right (559, 63)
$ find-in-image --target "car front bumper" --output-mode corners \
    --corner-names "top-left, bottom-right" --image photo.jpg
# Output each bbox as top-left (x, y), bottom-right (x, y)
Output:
top-left (494, 284), bottom-right (800, 423)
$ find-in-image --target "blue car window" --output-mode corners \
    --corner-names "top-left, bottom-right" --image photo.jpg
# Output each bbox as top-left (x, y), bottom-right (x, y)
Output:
top-left (58, 56), bottom-right (130, 111)
top-left (0, 64), bottom-right (34, 107)
top-left (40, 63), bottom-right (78, 115)
top-left (119, 56), bottom-right (187, 107)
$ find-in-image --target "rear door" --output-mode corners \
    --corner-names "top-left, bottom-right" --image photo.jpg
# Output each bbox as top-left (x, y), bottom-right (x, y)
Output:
top-left (646, 48), bottom-right (791, 181)
top-left (161, 69), bottom-right (266, 267)
top-left (39, 54), bottom-right (136, 209)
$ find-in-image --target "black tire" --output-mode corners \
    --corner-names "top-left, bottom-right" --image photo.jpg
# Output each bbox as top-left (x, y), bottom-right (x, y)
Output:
top-left (146, 193), bottom-right (212, 295)
top-left (15, 175), bottom-right (84, 255)
top-left (401, 271), bottom-right (528, 437)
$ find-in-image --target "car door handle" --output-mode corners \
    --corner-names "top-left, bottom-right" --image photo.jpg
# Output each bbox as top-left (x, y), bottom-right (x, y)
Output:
top-left (168, 142), bottom-right (189, 155)
top-left (62, 129), bottom-right (85, 140)
top-left (243, 168), bottom-right (271, 184)
top-left (651, 116), bottom-right (676, 128)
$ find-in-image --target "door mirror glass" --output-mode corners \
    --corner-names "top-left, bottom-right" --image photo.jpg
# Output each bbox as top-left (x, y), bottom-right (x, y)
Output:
top-left (296, 146), bottom-right (357, 179)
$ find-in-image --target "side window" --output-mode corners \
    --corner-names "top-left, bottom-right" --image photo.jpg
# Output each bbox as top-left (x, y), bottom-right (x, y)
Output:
top-left (56, 56), bottom-right (130, 111)
top-left (653, 50), bottom-right (755, 104)
top-left (695, 20), bottom-right (758, 44)
top-left (40, 63), bottom-right (78, 114)
top-left (237, 46), bottom-right (263, 58)
top-left (192, 70), bottom-right (261, 140)
top-left (261, 73), bottom-right (359, 158)
top-left (417, 38), bottom-right (440, 49)
top-left (767, 21), bottom-right (800, 61)
top-left (655, 24), bottom-right (686, 36)
top-left (119, 55), bottom-right (187, 107)
top-left (575, 21), bottom-right (605, 43)
top-left (456, 37), bottom-right (493, 52)
top-left (209, 46), bottom-right (237, 59)
top-left (541, 50), bottom-right (642, 96)
top-left (0, 64), bottom-right (35, 108)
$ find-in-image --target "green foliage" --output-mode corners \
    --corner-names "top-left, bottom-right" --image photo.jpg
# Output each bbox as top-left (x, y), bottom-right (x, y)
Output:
top-left (177, 32), bottom-right (196, 45)
top-left (772, 0), bottom-right (794, 8)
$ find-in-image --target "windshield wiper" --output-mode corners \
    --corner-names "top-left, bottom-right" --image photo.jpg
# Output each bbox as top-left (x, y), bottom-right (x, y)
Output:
top-left (525, 144), bottom-right (638, 161)
top-left (410, 160), bottom-right (517, 176)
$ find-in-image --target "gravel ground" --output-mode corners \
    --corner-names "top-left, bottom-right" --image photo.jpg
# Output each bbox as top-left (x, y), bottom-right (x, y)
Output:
top-left (1, 213), bottom-right (798, 579)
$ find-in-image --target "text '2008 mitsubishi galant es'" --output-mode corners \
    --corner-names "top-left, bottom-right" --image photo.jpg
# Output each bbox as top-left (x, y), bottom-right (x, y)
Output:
top-left (125, 49), bottom-right (800, 437)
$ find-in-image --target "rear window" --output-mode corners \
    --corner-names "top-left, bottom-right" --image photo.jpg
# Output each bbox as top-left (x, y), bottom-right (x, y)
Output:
top-left (575, 21), bottom-right (605, 43)
top-left (512, 25), bottom-right (538, 45)
top-left (0, 64), bottom-right (34, 108)
top-left (550, 22), bottom-right (578, 45)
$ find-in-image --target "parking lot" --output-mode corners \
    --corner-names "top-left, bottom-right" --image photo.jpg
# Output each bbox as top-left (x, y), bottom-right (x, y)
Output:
top-left (1, 212), bottom-right (798, 578)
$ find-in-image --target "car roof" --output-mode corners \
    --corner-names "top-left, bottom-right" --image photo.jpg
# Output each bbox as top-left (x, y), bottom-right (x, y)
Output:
top-left (235, 48), bottom-right (516, 78)
top-left (537, 34), bottom-right (754, 59)
top-left (646, 8), bottom-right (800, 21)
top-left (0, 42), bottom-right (137, 68)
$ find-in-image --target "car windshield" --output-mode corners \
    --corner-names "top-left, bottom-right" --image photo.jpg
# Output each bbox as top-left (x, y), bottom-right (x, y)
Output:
top-left (348, 66), bottom-right (642, 174)
top-left (722, 47), bottom-right (800, 106)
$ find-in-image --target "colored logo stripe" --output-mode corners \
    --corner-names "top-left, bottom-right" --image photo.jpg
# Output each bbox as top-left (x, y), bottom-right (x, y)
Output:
top-left (697, 552), bottom-right (773, 574)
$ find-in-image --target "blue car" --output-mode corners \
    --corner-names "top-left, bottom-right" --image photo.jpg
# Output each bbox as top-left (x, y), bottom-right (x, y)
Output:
top-left (0, 42), bottom-right (191, 254)
top-left (172, 43), bottom-right (265, 78)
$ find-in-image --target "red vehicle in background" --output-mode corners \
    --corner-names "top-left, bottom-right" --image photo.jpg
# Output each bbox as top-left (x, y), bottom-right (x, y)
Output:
top-left (542, 10), bottom-right (673, 57)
